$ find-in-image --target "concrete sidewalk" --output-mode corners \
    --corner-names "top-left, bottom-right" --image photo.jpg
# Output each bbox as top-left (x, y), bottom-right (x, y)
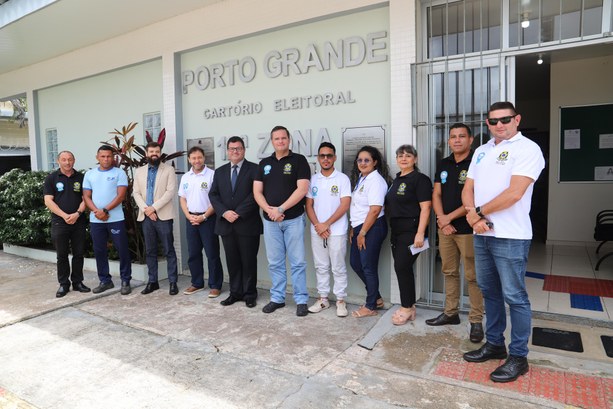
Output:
top-left (0, 251), bottom-right (612, 409)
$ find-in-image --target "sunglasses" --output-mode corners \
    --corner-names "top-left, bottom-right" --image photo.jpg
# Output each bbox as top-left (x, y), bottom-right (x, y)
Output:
top-left (357, 158), bottom-right (372, 164)
top-left (487, 115), bottom-right (517, 126)
top-left (318, 153), bottom-right (334, 159)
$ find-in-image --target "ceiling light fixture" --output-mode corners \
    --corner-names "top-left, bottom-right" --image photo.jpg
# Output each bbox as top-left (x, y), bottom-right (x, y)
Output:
top-left (537, 54), bottom-right (543, 65)
top-left (521, 12), bottom-right (530, 29)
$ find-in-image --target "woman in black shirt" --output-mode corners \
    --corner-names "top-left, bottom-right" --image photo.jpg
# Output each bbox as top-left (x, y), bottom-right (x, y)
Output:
top-left (385, 145), bottom-right (432, 325)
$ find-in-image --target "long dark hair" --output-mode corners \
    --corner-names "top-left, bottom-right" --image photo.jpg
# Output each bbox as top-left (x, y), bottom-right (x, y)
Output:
top-left (350, 145), bottom-right (392, 188)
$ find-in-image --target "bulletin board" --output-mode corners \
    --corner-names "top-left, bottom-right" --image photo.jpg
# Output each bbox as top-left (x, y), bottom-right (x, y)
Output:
top-left (559, 103), bottom-right (613, 182)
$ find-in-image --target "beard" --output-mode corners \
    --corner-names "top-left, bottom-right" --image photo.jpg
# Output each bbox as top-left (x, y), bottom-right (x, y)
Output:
top-left (148, 156), bottom-right (161, 166)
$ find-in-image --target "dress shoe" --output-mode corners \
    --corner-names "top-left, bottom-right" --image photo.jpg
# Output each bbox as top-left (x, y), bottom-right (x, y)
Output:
top-left (220, 295), bottom-right (240, 306)
top-left (463, 342), bottom-right (507, 363)
top-left (141, 282), bottom-right (159, 295)
top-left (56, 285), bottom-right (70, 298)
top-left (169, 282), bottom-right (179, 296)
top-left (470, 323), bottom-right (484, 343)
top-left (245, 299), bottom-right (256, 308)
top-left (490, 355), bottom-right (529, 383)
top-left (208, 289), bottom-right (221, 298)
top-left (72, 282), bottom-right (91, 293)
top-left (262, 301), bottom-right (285, 313)
top-left (120, 281), bottom-right (131, 295)
top-left (425, 313), bottom-right (460, 326)
top-left (296, 304), bottom-right (308, 317)
top-left (92, 281), bottom-right (114, 294)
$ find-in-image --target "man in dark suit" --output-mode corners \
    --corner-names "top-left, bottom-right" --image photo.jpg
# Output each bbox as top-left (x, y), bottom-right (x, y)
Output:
top-left (209, 136), bottom-right (263, 308)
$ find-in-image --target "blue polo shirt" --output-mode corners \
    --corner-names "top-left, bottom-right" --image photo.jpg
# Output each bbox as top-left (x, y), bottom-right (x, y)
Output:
top-left (83, 167), bottom-right (128, 223)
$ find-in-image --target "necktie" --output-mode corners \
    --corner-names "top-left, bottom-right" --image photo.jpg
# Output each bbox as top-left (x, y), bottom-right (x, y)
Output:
top-left (231, 165), bottom-right (238, 192)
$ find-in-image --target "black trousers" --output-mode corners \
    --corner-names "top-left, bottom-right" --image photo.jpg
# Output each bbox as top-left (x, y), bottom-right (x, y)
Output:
top-left (51, 219), bottom-right (86, 286)
top-left (390, 229), bottom-right (420, 308)
top-left (221, 233), bottom-right (260, 302)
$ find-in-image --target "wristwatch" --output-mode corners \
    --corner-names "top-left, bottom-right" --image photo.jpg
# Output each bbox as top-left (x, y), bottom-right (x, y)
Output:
top-left (102, 208), bottom-right (110, 215)
top-left (360, 230), bottom-right (367, 237)
top-left (277, 206), bottom-right (285, 214)
top-left (202, 215), bottom-right (208, 222)
top-left (475, 206), bottom-right (484, 218)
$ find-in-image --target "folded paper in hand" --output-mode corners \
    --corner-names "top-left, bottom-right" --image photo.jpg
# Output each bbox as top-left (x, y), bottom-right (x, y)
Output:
top-left (409, 238), bottom-right (430, 255)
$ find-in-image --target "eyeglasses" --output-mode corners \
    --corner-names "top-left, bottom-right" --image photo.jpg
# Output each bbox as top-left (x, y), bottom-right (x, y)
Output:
top-left (357, 158), bottom-right (372, 164)
top-left (318, 154), bottom-right (334, 159)
top-left (227, 147), bottom-right (244, 152)
top-left (487, 115), bottom-right (517, 126)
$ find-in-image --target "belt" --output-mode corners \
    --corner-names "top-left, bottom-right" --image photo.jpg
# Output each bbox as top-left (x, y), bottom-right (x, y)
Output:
top-left (189, 212), bottom-right (205, 215)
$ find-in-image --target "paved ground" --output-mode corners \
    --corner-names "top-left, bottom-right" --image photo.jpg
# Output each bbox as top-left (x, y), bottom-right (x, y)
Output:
top-left (0, 251), bottom-right (612, 409)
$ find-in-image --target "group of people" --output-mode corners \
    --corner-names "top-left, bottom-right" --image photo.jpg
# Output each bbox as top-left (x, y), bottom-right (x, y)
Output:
top-left (43, 101), bottom-right (544, 384)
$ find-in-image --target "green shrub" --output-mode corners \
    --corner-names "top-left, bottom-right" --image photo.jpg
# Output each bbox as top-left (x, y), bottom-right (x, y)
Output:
top-left (0, 169), bottom-right (52, 246)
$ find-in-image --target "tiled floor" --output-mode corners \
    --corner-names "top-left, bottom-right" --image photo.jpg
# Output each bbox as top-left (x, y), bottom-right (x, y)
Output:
top-left (526, 242), bottom-right (613, 320)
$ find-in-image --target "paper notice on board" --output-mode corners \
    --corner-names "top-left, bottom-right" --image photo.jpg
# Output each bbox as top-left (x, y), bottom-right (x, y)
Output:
top-left (595, 166), bottom-right (613, 181)
top-left (599, 134), bottom-right (613, 149)
top-left (564, 129), bottom-right (581, 149)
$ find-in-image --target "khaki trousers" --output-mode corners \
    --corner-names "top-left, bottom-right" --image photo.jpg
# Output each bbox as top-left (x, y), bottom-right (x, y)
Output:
top-left (438, 230), bottom-right (484, 323)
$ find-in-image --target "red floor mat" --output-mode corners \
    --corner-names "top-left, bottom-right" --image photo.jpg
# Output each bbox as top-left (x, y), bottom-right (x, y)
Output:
top-left (542, 275), bottom-right (613, 298)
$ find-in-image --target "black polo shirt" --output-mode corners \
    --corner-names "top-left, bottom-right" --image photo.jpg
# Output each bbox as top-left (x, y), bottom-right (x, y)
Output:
top-left (385, 171), bottom-right (432, 232)
top-left (43, 169), bottom-right (86, 223)
top-left (255, 150), bottom-right (311, 221)
top-left (434, 152), bottom-right (473, 234)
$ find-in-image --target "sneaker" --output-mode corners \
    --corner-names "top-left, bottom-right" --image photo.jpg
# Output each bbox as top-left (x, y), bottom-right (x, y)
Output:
top-left (308, 298), bottom-right (330, 313)
top-left (336, 300), bottom-right (348, 317)
top-left (208, 289), bottom-right (221, 298)
top-left (183, 286), bottom-right (204, 295)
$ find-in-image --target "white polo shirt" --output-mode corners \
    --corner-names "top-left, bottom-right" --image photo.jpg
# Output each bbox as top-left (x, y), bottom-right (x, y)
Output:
top-left (467, 132), bottom-right (545, 240)
top-left (178, 166), bottom-right (215, 213)
top-left (350, 169), bottom-right (387, 228)
top-left (306, 169), bottom-right (351, 236)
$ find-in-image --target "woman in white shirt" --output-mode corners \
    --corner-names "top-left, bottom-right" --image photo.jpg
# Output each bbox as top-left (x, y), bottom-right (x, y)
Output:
top-left (349, 146), bottom-right (391, 318)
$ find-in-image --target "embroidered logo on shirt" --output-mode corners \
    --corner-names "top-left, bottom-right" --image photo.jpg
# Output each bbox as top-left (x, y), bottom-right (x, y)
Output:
top-left (56, 182), bottom-right (64, 192)
top-left (201, 182), bottom-right (208, 190)
top-left (73, 182), bottom-right (81, 192)
top-left (496, 151), bottom-right (509, 165)
top-left (283, 163), bottom-right (292, 174)
top-left (458, 170), bottom-right (467, 184)
top-left (397, 182), bottom-right (406, 195)
top-left (440, 171), bottom-right (448, 184)
top-left (264, 165), bottom-right (272, 175)
top-left (311, 186), bottom-right (318, 197)
top-left (183, 183), bottom-right (189, 191)
top-left (359, 184), bottom-right (365, 193)
top-left (107, 176), bottom-right (116, 182)
top-left (476, 152), bottom-right (486, 164)
top-left (330, 185), bottom-right (339, 196)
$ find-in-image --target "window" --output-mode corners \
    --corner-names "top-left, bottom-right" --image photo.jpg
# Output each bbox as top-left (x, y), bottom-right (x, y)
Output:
top-left (143, 112), bottom-right (161, 143)
top-left (46, 128), bottom-right (58, 170)
top-left (427, 0), bottom-right (502, 58)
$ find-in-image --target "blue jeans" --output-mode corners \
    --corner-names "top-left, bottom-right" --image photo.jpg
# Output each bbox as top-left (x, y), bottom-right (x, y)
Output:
top-left (185, 217), bottom-right (224, 289)
top-left (263, 215), bottom-right (308, 304)
top-left (90, 221), bottom-right (132, 284)
top-left (473, 235), bottom-right (532, 357)
top-left (350, 216), bottom-right (388, 310)
top-left (142, 218), bottom-right (178, 284)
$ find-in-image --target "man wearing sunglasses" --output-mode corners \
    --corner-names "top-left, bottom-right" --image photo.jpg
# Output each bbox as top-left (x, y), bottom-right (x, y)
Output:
top-left (461, 102), bottom-right (545, 383)
top-left (305, 142), bottom-right (351, 317)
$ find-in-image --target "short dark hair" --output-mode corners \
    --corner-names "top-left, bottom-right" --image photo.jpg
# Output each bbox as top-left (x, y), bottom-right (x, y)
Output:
top-left (145, 142), bottom-right (162, 151)
top-left (488, 101), bottom-right (517, 116)
top-left (226, 136), bottom-right (245, 149)
top-left (450, 123), bottom-right (472, 136)
top-left (318, 142), bottom-right (336, 154)
top-left (97, 145), bottom-right (113, 153)
top-left (188, 146), bottom-right (205, 157)
top-left (270, 125), bottom-right (290, 139)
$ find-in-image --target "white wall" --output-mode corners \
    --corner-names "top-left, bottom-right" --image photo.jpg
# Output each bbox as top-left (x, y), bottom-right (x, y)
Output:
top-left (548, 54), bottom-right (613, 244)
top-left (37, 60), bottom-right (163, 170)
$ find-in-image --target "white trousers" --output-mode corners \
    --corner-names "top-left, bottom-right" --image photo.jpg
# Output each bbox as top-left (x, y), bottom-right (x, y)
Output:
top-left (310, 234), bottom-right (348, 299)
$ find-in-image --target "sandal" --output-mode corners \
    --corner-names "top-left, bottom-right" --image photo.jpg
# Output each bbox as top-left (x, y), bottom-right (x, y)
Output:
top-left (376, 298), bottom-right (385, 309)
top-left (392, 306), bottom-right (416, 326)
top-left (352, 305), bottom-right (378, 318)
